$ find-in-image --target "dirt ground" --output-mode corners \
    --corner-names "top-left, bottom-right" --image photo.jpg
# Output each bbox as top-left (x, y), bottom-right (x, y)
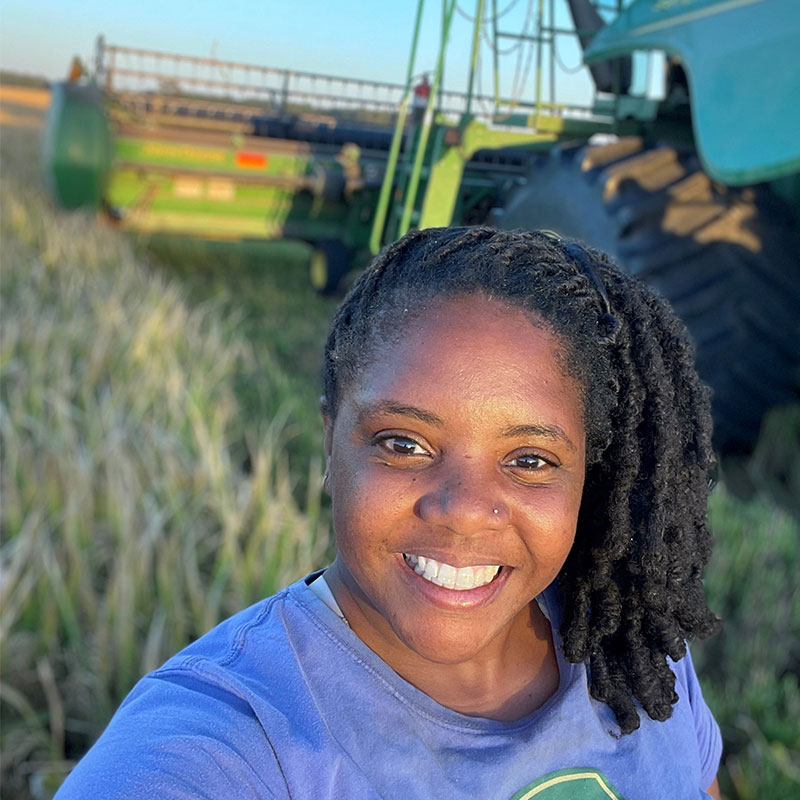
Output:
top-left (0, 84), bottom-right (49, 128)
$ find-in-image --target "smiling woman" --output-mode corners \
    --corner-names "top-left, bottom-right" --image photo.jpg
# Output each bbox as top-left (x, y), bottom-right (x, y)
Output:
top-left (55, 228), bottom-right (722, 800)
top-left (322, 297), bottom-right (586, 702)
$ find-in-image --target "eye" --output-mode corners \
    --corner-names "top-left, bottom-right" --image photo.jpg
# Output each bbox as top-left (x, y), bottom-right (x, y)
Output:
top-left (504, 451), bottom-right (557, 481)
top-left (374, 434), bottom-right (431, 458)
top-left (507, 453), bottom-right (548, 470)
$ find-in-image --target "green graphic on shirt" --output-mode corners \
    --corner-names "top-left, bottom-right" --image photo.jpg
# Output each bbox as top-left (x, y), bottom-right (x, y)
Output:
top-left (510, 767), bottom-right (626, 799)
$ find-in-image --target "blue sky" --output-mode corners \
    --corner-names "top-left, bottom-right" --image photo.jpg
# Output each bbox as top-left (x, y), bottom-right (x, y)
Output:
top-left (0, 0), bottom-right (596, 105)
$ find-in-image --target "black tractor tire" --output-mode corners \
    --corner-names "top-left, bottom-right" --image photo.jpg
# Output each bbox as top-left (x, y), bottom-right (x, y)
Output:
top-left (309, 239), bottom-right (351, 295)
top-left (493, 138), bottom-right (800, 457)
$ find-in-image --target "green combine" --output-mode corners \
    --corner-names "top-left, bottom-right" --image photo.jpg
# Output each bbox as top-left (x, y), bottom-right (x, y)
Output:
top-left (45, 0), bottom-right (800, 461)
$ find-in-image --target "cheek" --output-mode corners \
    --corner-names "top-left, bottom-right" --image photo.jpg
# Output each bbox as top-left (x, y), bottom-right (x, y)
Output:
top-left (329, 462), bottom-right (406, 547)
top-left (331, 440), bottom-right (415, 513)
top-left (516, 487), bottom-right (582, 562)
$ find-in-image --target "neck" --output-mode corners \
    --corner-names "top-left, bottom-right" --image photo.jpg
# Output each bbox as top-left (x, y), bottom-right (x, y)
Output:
top-left (396, 606), bottom-right (559, 721)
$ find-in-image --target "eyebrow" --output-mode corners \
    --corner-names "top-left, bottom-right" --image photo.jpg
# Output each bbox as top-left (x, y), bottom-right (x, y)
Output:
top-left (355, 401), bottom-right (444, 427)
top-left (501, 423), bottom-right (577, 453)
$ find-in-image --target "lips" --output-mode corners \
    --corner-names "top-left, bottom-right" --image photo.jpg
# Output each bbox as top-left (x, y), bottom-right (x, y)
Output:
top-left (403, 553), bottom-right (501, 591)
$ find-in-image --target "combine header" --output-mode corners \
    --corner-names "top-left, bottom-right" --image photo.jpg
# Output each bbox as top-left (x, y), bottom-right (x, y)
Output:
top-left (44, 32), bottom-right (550, 292)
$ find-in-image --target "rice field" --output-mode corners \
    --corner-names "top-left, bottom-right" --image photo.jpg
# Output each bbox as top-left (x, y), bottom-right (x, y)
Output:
top-left (0, 123), bottom-right (333, 796)
top-left (1, 106), bottom-right (798, 799)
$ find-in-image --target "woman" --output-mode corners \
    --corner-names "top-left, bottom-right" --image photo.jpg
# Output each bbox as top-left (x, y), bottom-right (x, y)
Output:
top-left (56, 227), bottom-right (722, 798)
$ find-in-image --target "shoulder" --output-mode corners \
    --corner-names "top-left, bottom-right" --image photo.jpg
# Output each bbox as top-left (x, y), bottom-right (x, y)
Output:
top-left (55, 578), bottom-right (330, 800)
top-left (668, 646), bottom-right (723, 789)
top-left (56, 664), bottom-right (290, 799)
top-left (543, 584), bottom-right (721, 793)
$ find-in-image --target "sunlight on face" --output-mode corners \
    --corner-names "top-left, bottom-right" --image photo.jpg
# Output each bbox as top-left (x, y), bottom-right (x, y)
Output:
top-left (324, 294), bottom-right (587, 672)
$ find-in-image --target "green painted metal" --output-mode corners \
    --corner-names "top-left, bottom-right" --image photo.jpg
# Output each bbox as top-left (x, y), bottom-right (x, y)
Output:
top-left (533, 0), bottom-right (545, 128)
top-left (465, 0), bottom-right (485, 117)
top-left (46, 7), bottom-right (644, 255)
top-left (366, 97), bottom-right (410, 254)
top-left (398, 0), bottom-right (458, 237)
top-left (492, 0), bottom-right (501, 111)
top-left (405, 0), bottom-right (427, 88)
top-left (107, 130), bottom-right (321, 237)
top-left (97, 121), bottom-right (384, 245)
top-left (419, 119), bottom-right (559, 228)
top-left (112, 136), bottom-right (311, 181)
top-left (43, 83), bottom-right (112, 209)
top-left (585, 0), bottom-right (800, 185)
top-left (368, 0), bottom-right (426, 254)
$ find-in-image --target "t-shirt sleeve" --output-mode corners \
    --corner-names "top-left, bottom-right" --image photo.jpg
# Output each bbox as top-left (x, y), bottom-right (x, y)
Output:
top-left (673, 645), bottom-right (723, 792)
top-left (54, 664), bottom-right (289, 800)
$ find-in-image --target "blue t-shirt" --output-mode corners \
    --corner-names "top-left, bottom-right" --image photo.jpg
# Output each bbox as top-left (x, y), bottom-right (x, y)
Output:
top-left (55, 575), bottom-right (721, 799)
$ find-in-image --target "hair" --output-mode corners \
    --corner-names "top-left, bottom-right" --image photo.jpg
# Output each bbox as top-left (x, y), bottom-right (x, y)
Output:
top-left (322, 226), bottom-right (720, 735)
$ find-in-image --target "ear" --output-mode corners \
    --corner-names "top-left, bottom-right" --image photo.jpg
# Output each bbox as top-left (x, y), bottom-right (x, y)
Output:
top-left (320, 396), bottom-right (333, 493)
top-left (320, 396), bottom-right (333, 459)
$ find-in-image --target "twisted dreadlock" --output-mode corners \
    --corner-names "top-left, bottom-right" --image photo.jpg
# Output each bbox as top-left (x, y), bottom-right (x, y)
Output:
top-left (321, 226), bottom-right (720, 735)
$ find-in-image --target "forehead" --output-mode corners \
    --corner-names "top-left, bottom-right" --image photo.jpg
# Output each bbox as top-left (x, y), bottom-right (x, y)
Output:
top-left (344, 294), bottom-right (585, 434)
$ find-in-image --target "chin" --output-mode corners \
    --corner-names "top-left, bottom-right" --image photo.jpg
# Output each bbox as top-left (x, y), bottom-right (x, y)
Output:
top-left (390, 617), bottom-right (496, 665)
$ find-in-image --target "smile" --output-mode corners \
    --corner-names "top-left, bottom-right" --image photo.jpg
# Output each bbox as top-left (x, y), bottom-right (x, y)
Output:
top-left (403, 553), bottom-right (501, 591)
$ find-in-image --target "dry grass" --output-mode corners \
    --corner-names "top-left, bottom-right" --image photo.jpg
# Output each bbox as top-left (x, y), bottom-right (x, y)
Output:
top-left (0, 126), bottom-right (329, 797)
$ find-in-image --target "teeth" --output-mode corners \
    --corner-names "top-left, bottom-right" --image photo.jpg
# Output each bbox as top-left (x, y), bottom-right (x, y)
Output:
top-left (437, 563), bottom-right (457, 588)
top-left (456, 570), bottom-right (474, 589)
top-left (403, 554), bottom-right (500, 591)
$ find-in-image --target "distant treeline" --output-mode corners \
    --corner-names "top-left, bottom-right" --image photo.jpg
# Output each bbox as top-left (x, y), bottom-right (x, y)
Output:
top-left (0, 70), bottom-right (50, 88)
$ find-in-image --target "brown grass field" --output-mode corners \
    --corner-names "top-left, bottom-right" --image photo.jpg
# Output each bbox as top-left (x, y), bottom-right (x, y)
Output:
top-left (0, 84), bottom-right (50, 127)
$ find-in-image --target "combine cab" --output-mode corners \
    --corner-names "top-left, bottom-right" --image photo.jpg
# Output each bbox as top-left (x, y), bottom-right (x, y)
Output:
top-left (45, 1), bottom-right (800, 459)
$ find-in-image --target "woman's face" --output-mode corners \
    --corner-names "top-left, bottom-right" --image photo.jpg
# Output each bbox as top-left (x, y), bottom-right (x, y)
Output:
top-left (324, 294), bottom-right (586, 667)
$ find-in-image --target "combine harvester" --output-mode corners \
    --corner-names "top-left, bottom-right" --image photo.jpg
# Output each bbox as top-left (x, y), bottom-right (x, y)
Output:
top-left (45, 0), bottom-right (800, 462)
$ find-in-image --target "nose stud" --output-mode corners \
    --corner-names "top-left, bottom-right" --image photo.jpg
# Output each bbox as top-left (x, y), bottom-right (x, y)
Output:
top-left (492, 507), bottom-right (499, 515)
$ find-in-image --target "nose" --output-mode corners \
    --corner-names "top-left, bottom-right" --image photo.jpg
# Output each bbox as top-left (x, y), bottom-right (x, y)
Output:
top-left (415, 463), bottom-right (509, 535)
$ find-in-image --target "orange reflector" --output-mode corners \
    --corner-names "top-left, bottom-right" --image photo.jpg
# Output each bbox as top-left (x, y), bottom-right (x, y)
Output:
top-left (443, 128), bottom-right (461, 146)
top-left (236, 151), bottom-right (267, 168)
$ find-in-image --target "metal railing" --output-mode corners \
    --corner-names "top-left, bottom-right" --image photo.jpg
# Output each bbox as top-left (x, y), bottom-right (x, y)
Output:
top-left (95, 38), bottom-right (523, 124)
top-left (96, 37), bottom-right (602, 125)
